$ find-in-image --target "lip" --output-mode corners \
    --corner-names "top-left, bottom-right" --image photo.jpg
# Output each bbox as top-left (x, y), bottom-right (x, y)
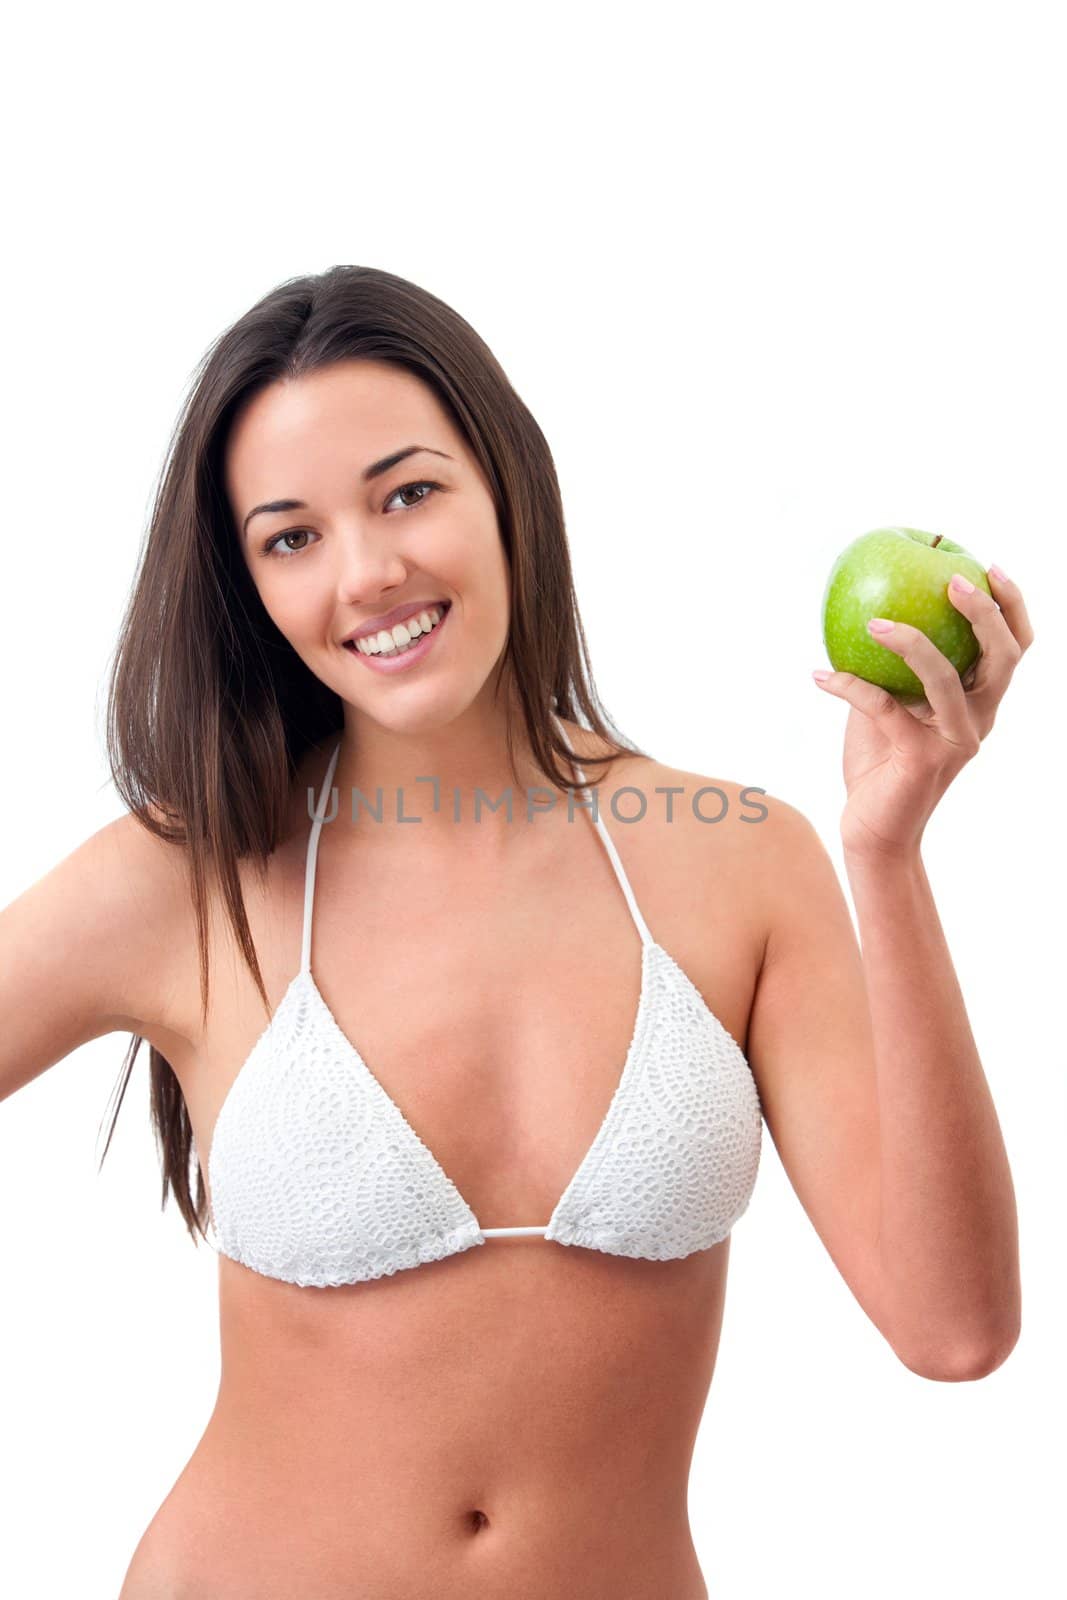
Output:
top-left (342, 599), bottom-right (450, 645)
top-left (343, 599), bottom-right (452, 674)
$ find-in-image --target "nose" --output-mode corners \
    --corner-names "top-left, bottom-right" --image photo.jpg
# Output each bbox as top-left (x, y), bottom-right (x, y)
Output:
top-left (332, 518), bottom-right (410, 606)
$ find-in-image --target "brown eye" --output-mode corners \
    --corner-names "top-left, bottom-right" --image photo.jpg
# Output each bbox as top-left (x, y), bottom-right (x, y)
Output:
top-left (263, 529), bottom-right (315, 558)
top-left (384, 481), bottom-right (441, 513)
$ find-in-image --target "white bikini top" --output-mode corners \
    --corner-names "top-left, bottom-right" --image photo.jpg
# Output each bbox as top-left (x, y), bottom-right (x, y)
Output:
top-left (206, 717), bottom-right (763, 1288)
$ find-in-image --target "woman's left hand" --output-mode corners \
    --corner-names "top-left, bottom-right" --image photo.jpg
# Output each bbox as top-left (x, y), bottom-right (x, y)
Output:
top-left (812, 567), bottom-right (1035, 861)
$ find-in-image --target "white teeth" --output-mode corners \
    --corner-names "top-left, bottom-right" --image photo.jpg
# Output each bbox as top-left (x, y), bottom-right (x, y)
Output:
top-left (355, 605), bottom-right (444, 656)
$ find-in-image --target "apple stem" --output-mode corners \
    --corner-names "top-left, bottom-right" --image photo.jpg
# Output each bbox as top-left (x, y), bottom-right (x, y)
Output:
top-left (931, 535), bottom-right (943, 548)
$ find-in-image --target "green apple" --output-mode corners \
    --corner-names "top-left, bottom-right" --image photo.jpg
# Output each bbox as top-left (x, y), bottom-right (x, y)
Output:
top-left (821, 527), bottom-right (992, 699)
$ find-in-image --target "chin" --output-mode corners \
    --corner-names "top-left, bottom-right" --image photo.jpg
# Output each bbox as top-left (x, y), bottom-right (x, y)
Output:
top-left (346, 681), bottom-right (478, 736)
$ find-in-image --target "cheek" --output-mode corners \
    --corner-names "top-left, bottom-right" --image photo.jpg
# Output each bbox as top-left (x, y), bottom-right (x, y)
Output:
top-left (490, 534), bottom-right (512, 606)
top-left (462, 516), bottom-right (510, 596)
top-left (426, 520), bottom-right (497, 596)
top-left (253, 566), bottom-right (331, 640)
top-left (462, 543), bottom-right (510, 626)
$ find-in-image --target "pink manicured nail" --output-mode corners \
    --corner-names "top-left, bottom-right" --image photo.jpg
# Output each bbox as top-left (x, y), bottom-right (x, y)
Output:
top-left (812, 669), bottom-right (832, 683)
top-left (951, 573), bottom-right (975, 593)
top-left (867, 617), bottom-right (895, 634)
top-left (989, 563), bottom-right (1010, 583)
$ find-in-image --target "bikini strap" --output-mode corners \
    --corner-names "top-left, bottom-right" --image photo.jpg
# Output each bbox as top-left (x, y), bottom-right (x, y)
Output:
top-left (551, 712), bottom-right (654, 949)
top-left (300, 739), bottom-right (343, 974)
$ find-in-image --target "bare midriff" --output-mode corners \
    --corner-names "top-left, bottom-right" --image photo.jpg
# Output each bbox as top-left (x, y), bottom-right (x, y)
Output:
top-left (122, 1239), bottom-right (728, 1599)
top-left (118, 734), bottom-right (766, 1599)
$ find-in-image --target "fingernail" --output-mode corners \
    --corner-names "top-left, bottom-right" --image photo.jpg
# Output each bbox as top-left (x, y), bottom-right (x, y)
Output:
top-left (989, 563), bottom-right (1009, 583)
top-left (951, 573), bottom-right (975, 593)
top-left (867, 617), bottom-right (895, 634)
top-left (812, 669), bottom-right (832, 683)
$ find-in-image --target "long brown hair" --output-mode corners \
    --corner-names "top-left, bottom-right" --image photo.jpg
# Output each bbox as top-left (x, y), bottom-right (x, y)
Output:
top-left (99, 263), bottom-right (647, 1246)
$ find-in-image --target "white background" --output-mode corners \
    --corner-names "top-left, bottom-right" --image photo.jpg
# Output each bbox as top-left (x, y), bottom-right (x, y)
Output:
top-left (1, 2), bottom-right (1063, 1596)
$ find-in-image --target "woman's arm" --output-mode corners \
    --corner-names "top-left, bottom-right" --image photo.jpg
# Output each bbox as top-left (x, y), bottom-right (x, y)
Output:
top-left (843, 845), bottom-right (1020, 1376)
top-left (765, 561), bottom-right (1032, 1380)
top-left (742, 793), bottom-right (1023, 1382)
top-left (0, 813), bottom-right (190, 1104)
top-left (745, 801), bottom-right (1019, 1384)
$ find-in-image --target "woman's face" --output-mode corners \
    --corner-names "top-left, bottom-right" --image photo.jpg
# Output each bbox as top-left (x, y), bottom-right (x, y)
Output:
top-left (224, 358), bottom-right (512, 733)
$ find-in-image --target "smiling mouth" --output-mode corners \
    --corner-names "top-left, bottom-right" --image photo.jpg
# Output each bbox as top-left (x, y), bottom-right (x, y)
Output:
top-left (343, 600), bottom-right (451, 658)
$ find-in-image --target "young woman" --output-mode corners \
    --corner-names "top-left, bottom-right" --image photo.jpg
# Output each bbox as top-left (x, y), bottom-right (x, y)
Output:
top-left (1, 266), bottom-right (1029, 1599)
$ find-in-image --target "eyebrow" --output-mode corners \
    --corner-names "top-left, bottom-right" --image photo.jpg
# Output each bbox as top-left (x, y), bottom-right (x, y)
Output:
top-left (240, 444), bottom-right (454, 540)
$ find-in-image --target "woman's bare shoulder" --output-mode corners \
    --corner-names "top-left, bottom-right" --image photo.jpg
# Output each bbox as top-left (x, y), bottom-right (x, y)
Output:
top-left (0, 806), bottom-right (205, 1101)
top-left (100, 808), bottom-right (205, 1028)
top-left (575, 733), bottom-right (810, 955)
top-left (565, 726), bottom-right (771, 832)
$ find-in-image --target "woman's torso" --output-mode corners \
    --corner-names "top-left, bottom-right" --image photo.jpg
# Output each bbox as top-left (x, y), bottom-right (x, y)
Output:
top-left (119, 723), bottom-right (768, 1600)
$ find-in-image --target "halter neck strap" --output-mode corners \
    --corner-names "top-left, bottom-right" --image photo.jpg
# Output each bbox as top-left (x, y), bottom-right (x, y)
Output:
top-left (300, 739), bottom-right (342, 974)
top-left (551, 712), bottom-right (654, 948)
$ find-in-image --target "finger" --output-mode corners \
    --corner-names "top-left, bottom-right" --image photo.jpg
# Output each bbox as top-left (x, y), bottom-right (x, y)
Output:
top-left (812, 667), bottom-right (929, 754)
top-left (985, 565), bottom-right (1035, 654)
top-left (947, 572), bottom-right (1023, 723)
top-left (863, 617), bottom-right (977, 751)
